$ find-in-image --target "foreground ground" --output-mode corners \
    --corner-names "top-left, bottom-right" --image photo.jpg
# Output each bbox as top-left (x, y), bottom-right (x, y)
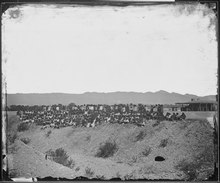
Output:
top-left (6, 112), bottom-right (215, 180)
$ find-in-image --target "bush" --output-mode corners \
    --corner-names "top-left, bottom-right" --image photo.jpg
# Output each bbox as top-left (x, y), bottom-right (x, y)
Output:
top-left (142, 147), bottom-right (151, 157)
top-left (175, 147), bottom-right (214, 181)
top-left (7, 133), bottom-right (17, 144)
top-left (152, 121), bottom-right (160, 127)
top-left (17, 123), bottom-right (29, 132)
top-left (9, 169), bottom-right (20, 178)
top-left (85, 167), bottom-right (94, 177)
top-left (96, 175), bottom-right (105, 179)
top-left (20, 137), bottom-right (31, 144)
top-left (174, 159), bottom-right (198, 181)
top-left (131, 156), bottom-right (138, 163)
top-left (159, 138), bottom-right (168, 148)
top-left (124, 173), bottom-right (135, 180)
top-left (135, 131), bottom-right (146, 142)
top-left (46, 148), bottom-right (75, 169)
top-left (75, 167), bottom-right (80, 172)
top-left (86, 135), bottom-right (91, 141)
top-left (45, 130), bottom-right (52, 137)
top-left (95, 141), bottom-right (118, 158)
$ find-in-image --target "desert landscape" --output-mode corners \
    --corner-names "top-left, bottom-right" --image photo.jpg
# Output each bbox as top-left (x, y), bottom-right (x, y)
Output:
top-left (3, 2), bottom-right (218, 181)
top-left (6, 110), bottom-right (215, 181)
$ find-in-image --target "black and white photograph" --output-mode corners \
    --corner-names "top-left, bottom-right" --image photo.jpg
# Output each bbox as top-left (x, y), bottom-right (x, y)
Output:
top-left (1, 1), bottom-right (218, 181)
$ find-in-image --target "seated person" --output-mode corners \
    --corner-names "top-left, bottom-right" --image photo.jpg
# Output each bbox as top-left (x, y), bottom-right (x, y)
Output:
top-left (179, 112), bottom-right (186, 120)
top-left (170, 113), bottom-right (176, 121)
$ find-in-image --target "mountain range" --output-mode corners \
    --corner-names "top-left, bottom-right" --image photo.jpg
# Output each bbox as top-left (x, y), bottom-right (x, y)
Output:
top-left (5, 90), bottom-right (216, 106)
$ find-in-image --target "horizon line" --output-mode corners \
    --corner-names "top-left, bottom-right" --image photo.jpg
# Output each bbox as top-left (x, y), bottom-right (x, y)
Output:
top-left (4, 90), bottom-right (217, 97)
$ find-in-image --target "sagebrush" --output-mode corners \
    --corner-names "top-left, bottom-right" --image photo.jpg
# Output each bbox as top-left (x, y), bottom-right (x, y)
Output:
top-left (7, 133), bottom-right (17, 144)
top-left (95, 141), bottom-right (118, 158)
top-left (135, 131), bottom-right (146, 142)
top-left (46, 148), bottom-right (75, 168)
top-left (142, 147), bottom-right (151, 157)
top-left (20, 137), bottom-right (31, 144)
top-left (159, 138), bottom-right (168, 148)
top-left (45, 130), bottom-right (52, 137)
top-left (85, 167), bottom-right (94, 177)
top-left (17, 123), bottom-right (30, 132)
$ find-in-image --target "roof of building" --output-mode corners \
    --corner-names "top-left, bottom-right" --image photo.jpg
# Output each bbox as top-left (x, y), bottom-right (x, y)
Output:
top-left (176, 100), bottom-right (217, 105)
top-left (163, 104), bottom-right (182, 108)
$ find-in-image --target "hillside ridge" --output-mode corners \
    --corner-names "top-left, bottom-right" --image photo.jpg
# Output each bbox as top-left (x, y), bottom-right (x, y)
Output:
top-left (6, 91), bottom-right (216, 105)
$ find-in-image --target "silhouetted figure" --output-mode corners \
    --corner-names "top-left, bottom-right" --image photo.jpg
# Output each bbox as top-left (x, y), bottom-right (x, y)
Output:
top-left (170, 113), bottom-right (176, 121)
top-left (180, 112), bottom-right (186, 120)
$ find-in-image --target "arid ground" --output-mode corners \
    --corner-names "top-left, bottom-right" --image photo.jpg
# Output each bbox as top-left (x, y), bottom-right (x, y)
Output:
top-left (6, 112), bottom-right (215, 180)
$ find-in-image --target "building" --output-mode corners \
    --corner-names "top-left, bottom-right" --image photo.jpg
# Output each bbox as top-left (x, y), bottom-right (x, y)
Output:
top-left (176, 99), bottom-right (217, 111)
top-left (163, 104), bottom-right (181, 113)
top-left (175, 99), bottom-right (217, 128)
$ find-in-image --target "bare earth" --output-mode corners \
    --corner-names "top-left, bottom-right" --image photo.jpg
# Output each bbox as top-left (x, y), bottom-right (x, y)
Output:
top-left (7, 114), bottom-right (215, 180)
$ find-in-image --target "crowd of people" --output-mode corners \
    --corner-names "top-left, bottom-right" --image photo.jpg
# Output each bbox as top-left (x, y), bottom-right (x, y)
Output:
top-left (11, 103), bottom-right (186, 129)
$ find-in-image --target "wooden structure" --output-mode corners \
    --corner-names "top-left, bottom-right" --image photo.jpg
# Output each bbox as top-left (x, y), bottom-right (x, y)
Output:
top-left (176, 99), bottom-right (217, 112)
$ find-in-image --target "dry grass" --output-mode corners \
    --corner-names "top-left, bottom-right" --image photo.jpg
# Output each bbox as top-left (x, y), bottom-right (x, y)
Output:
top-left (124, 173), bottom-right (135, 180)
top-left (85, 167), bottom-right (95, 177)
top-left (139, 165), bottom-right (156, 175)
top-left (175, 147), bottom-right (214, 181)
top-left (130, 156), bottom-right (138, 164)
top-left (96, 175), bottom-right (106, 179)
top-left (174, 159), bottom-right (198, 181)
top-left (9, 168), bottom-right (19, 178)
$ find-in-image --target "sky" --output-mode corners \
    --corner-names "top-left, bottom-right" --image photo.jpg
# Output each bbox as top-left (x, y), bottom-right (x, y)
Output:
top-left (2, 3), bottom-right (218, 96)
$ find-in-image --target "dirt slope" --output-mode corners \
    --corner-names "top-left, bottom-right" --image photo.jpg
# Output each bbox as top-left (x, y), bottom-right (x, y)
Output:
top-left (7, 118), bottom-right (215, 180)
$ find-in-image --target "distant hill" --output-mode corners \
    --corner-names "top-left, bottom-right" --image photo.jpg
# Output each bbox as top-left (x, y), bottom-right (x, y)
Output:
top-left (6, 91), bottom-right (216, 106)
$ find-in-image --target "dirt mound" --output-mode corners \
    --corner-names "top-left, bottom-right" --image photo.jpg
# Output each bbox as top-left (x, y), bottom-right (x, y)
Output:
top-left (7, 140), bottom-right (77, 179)
top-left (7, 118), bottom-right (215, 180)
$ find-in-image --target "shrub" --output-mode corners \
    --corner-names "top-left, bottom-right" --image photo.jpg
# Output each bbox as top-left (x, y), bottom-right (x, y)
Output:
top-left (65, 158), bottom-right (75, 169)
top-left (85, 167), bottom-right (94, 177)
top-left (152, 121), bottom-right (160, 127)
top-left (9, 169), bottom-right (19, 178)
top-left (95, 141), bottom-right (118, 158)
top-left (8, 145), bottom-right (20, 154)
top-left (45, 130), bottom-right (52, 137)
top-left (75, 167), bottom-right (80, 172)
top-left (17, 123), bottom-right (29, 132)
top-left (135, 131), bottom-right (146, 142)
top-left (86, 135), bottom-right (91, 141)
top-left (131, 156), bottom-right (138, 163)
top-left (142, 147), bottom-right (151, 157)
top-left (139, 165), bottom-right (156, 174)
top-left (175, 146), bottom-right (214, 181)
top-left (7, 133), bottom-right (17, 144)
top-left (46, 148), bottom-right (75, 169)
top-left (174, 159), bottom-right (198, 181)
top-left (20, 137), bottom-right (31, 144)
top-left (96, 175), bottom-right (105, 179)
top-left (159, 138), bottom-right (168, 148)
top-left (124, 173), bottom-right (135, 180)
